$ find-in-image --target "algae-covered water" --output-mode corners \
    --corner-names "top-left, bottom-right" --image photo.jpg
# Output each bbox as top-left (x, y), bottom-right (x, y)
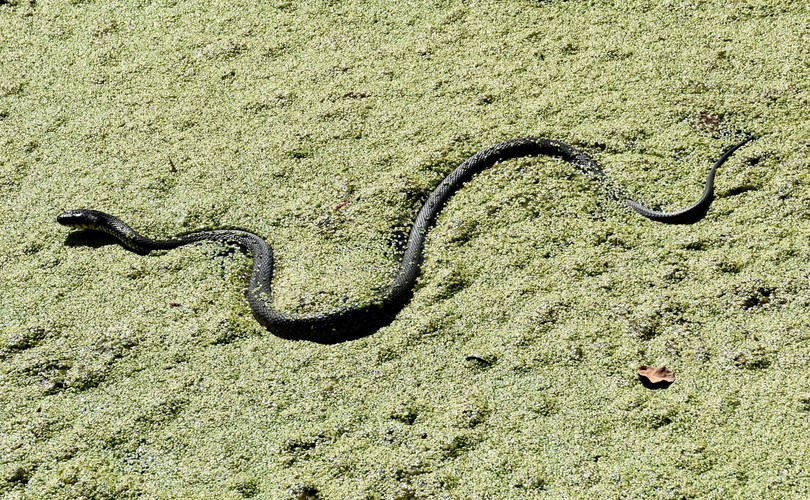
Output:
top-left (1, 0), bottom-right (809, 497)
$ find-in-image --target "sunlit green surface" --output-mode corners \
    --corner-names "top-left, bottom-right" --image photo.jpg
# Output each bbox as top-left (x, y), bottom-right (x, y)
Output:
top-left (1, 0), bottom-right (808, 497)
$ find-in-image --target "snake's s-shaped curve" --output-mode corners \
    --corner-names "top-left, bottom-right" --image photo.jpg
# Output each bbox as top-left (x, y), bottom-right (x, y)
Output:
top-left (58, 136), bottom-right (754, 344)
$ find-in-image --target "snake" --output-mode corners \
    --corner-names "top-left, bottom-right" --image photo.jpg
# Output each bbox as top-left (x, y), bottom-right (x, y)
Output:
top-left (58, 136), bottom-right (754, 344)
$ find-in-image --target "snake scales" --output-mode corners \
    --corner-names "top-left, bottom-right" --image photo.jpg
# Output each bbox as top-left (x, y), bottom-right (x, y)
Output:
top-left (58, 136), bottom-right (753, 344)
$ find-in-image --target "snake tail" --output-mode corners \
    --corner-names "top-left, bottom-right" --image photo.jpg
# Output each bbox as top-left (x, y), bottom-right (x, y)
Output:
top-left (625, 134), bottom-right (755, 224)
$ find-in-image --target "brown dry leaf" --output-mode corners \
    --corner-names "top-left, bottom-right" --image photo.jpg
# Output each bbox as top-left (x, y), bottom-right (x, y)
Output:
top-left (637, 365), bottom-right (675, 384)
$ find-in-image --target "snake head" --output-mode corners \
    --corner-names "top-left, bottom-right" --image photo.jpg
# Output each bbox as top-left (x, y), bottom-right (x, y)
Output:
top-left (57, 209), bottom-right (108, 230)
top-left (57, 209), bottom-right (155, 254)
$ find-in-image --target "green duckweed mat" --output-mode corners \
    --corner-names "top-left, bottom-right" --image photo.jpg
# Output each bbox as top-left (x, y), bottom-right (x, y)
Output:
top-left (1, 0), bottom-right (808, 497)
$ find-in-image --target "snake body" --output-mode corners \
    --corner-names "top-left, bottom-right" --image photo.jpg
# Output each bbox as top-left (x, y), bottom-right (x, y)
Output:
top-left (58, 136), bottom-right (753, 344)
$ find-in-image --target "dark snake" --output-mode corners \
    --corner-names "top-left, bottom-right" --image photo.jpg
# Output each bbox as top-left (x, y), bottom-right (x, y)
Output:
top-left (58, 136), bottom-right (754, 344)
